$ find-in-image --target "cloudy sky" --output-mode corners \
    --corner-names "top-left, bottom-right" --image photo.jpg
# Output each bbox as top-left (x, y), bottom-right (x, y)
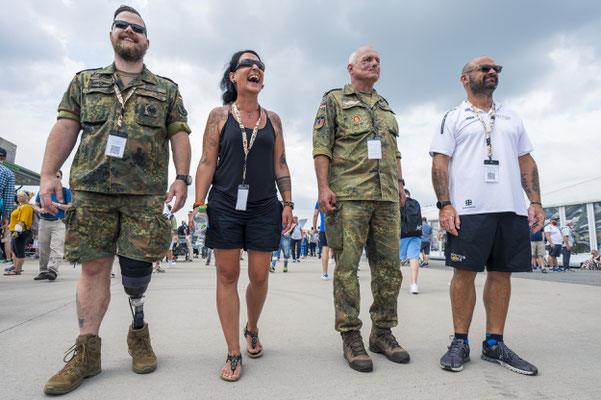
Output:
top-left (1, 0), bottom-right (600, 224)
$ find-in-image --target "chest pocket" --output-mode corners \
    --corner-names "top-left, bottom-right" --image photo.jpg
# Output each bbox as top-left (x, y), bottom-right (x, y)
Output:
top-left (376, 103), bottom-right (399, 137)
top-left (135, 88), bottom-right (167, 129)
top-left (81, 83), bottom-right (114, 124)
top-left (339, 101), bottom-right (371, 136)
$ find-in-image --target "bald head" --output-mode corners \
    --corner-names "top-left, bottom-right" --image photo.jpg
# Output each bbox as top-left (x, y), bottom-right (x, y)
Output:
top-left (462, 56), bottom-right (496, 75)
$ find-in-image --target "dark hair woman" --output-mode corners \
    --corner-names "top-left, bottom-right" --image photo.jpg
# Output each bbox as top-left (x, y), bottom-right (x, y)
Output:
top-left (194, 50), bottom-right (293, 381)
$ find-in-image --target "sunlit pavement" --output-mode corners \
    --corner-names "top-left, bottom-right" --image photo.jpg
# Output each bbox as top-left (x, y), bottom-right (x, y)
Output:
top-left (1, 256), bottom-right (599, 399)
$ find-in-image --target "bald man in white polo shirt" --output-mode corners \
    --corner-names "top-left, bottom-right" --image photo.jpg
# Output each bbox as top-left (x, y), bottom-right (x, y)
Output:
top-left (430, 56), bottom-right (545, 375)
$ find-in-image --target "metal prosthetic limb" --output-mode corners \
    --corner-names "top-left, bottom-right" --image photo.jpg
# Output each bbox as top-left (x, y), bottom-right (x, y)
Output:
top-left (119, 256), bottom-right (152, 330)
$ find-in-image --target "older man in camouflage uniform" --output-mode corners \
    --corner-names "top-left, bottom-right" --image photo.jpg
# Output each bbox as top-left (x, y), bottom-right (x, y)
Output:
top-left (313, 46), bottom-right (409, 372)
top-left (39, 6), bottom-right (191, 395)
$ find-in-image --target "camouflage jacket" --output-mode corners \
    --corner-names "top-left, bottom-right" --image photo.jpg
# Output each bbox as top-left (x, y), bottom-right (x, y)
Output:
top-left (57, 63), bottom-right (191, 195)
top-left (312, 84), bottom-right (401, 202)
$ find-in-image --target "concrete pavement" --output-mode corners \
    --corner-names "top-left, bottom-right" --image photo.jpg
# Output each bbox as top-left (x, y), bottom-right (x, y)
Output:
top-left (1, 256), bottom-right (600, 399)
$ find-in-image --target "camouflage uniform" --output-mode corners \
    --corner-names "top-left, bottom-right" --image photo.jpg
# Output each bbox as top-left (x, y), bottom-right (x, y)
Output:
top-left (58, 63), bottom-right (191, 262)
top-left (312, 84), bottom-right (402, 332)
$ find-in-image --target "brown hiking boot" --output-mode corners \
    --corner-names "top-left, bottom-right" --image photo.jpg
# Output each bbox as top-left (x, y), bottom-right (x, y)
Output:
top-left (44, 334), bottom-right (102, 395)
top-left (341, 330), bottom-right (373, 372)
top-left (127, 323), bottom-right (157, 374)
top-left (369, 327), bottom-right (410, 363)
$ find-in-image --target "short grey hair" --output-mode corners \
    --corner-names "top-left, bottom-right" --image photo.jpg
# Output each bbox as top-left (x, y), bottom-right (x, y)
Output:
top-left (349, 46), bottom-right (375, 65)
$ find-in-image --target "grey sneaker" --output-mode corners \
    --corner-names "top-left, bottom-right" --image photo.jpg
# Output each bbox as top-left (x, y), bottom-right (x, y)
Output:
top-left (440, 338), bottom-right (470, 372)
top-left (481, 341), bottom-right (538, 375)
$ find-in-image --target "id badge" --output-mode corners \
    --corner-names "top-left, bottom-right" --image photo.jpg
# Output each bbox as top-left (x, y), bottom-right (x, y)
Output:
top-left (105, 130), bottom-right (127, 159)
top-left (367, 138), bottom-right (382, 159)
top-left (484, 160), bottom-right (499, 183)
top-left (235, 184), bottom-right (250, 211)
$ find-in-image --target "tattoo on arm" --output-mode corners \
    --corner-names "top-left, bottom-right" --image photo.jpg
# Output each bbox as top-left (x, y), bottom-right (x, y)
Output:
top-left (202, 108), bottom-right (226, 159)
top-left (280, 152), bottom-right (287, 167)
top-left (271, 112), bottom-right (283, 137)
top-left (520, 162), bottom-right (541, 201)
top-left (276, 175), bottom-right (291, 194)
top-left (432, 168), bottom-right (449, 201)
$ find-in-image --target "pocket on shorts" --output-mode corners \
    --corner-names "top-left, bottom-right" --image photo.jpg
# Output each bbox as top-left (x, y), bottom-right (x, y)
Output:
top-left (63, 207), bottom-right (80, 261)
top-left (324, 202), bottom-right (344, 251)
top-left (143, 214), bottom-right (172, 261)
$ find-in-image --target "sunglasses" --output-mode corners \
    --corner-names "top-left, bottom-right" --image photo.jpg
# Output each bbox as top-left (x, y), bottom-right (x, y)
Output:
top-left (464, 64), bottom-right (503, 74)
top-left (112, 20), bottom-right (147, 35)
top-left (234, 59), bottom-right (265, 72)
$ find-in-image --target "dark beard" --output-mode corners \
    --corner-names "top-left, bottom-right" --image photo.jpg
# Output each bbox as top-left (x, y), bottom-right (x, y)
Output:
top-left (111, 35), bottom-right (147, 62)
top-left (468, 74), bottom-right (497, 97)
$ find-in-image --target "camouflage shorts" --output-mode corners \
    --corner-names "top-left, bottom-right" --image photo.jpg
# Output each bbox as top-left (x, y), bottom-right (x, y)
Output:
top-left (64, 191), bottom-right (171, 262)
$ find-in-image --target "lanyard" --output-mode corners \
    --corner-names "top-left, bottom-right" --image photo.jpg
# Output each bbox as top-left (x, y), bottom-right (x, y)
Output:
top-left (113, 83), bottom-right (136, 129)
top-left (231, 102), bottom-right (262, 183)
top-left (467, 101), bottom-right (496, 160)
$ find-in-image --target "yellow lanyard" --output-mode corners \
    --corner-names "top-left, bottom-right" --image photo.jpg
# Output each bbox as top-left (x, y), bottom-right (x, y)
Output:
top-left (231, 103), bottom-right (262, 182)
top-left (467, 101), bottom-right (496, 160)
top-left (113, 83), bottom-right (136, 130)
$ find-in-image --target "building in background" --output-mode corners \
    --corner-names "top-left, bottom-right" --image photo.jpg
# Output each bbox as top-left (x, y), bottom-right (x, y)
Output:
top-left (0, 137), bottom-right (40, 186)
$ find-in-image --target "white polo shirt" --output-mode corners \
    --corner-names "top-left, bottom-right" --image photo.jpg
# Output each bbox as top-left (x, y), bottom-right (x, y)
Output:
top-left (544, 224), bottom-right (563, 245)
top-left (429, 101), bottom-right (533, 216)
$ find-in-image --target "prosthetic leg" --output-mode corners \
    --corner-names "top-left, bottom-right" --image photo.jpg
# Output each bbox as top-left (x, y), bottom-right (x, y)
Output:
top-left (119, 256), bottom-right (157, 373)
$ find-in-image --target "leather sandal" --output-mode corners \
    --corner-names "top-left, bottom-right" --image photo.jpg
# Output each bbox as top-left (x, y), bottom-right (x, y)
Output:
top-left (244, 323), bottom-right (263, 358)
top-left (220, 354), bottom-right (242, 382)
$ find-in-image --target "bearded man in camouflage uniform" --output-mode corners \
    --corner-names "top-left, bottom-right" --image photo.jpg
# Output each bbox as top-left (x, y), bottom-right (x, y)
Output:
top-left (312, 46), bottom-right (410, 372)
top-left (39, 6), bottom-right (191, 395)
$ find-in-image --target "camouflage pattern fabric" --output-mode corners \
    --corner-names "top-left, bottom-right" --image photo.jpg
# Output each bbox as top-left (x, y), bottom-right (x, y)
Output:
top-left (57, 63), bottom-right (191, 195)
top-left (64, 191), bottom-right (171, 262)
top-left (312, 83), bottom-right (401, 201)
top-left (325, 200), bottom-right (402, 332)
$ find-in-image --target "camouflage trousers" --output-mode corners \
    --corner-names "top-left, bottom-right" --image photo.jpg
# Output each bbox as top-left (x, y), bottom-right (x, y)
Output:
top-left (325, 200), bottom-right (402, 332)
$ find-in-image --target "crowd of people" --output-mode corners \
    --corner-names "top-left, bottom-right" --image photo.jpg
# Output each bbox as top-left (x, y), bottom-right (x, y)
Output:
top-left (3, 4), bottom-right (600, 396)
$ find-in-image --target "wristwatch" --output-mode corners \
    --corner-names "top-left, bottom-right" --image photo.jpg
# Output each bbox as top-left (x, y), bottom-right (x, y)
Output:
top-left (283, 201), bottom-right (294, 210)
top-left (176, 174), bottom-right (193, 186)
top-left (436, 201), bottom-right (452, 210)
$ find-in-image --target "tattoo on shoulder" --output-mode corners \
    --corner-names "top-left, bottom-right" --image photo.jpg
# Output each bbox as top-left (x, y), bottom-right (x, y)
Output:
top-left (204, 108), bottom-right (227, 150)
top-left (270, 112), bottom-right (283, 137)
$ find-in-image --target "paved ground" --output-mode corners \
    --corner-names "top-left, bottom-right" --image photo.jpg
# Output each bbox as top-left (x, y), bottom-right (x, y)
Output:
top-left (1, 256), bottom-right (600, 399)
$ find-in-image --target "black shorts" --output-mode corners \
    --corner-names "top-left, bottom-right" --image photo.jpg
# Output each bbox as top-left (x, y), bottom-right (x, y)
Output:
top-left (420, 241), bottom-right (431, 255)
top-left (445, 212), bottom-right (530, 273)
top-left (11, 230), bottom-right (32, 259)
top-left (318, 231), bottom-right (328, 247)
top-left (548, 245), bottom-right (562, 257)
top-left (205, 203), bottom-right (282, 252)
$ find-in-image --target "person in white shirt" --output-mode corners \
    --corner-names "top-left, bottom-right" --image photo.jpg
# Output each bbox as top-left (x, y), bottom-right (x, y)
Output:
top-left (561, 220), bottom-right (575, 269)
top-left (543, 216), bottom-right (563, 270)
top-left (431, 56), bottom-right (544, 376)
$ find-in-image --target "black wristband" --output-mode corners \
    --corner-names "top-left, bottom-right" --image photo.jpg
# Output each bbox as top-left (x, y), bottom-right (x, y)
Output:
top-left (531, 202), bottom-right (542, 206)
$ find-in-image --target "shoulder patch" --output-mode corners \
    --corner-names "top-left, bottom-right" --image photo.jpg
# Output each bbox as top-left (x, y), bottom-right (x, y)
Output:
top-left (440, 107), bottom-right (458, 135)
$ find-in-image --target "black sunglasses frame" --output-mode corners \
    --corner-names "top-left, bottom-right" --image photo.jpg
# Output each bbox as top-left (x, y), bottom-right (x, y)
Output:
top-left (234, 59), bottom-right (265, 72)
top-left (112, 20), bottom-right (147, 36)
top-left (464, 64), bottom-right (503, 74)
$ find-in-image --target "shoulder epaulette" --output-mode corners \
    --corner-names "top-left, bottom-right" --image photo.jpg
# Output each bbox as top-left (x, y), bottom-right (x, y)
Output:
top-left (75, 67), bottom-right (103, 75)
top-left (323, 88), bottom-right (342, 96)
top-left (156, 74), bottom-right (179, 87)
top-left (440, 107), bottom-right (458, 135)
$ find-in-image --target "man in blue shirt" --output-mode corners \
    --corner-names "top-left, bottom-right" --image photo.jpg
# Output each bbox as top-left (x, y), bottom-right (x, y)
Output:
top-left (32, 170), bottom-right (72, 280)
top-left (0, 147), bottom-right (15, 232)
top-left (420, 217), bottom-right (432, 267)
